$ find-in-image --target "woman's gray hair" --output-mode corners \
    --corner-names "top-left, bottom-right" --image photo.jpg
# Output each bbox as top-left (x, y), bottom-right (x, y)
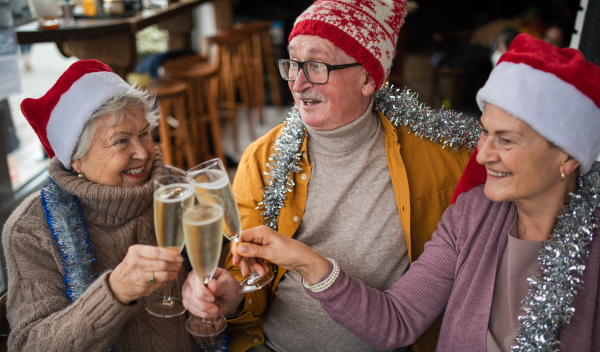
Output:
top-left (72, 84), bottom-right (159, 161)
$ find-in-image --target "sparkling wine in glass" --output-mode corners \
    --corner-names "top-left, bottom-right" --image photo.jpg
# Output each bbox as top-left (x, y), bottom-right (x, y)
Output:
top-left (187, 158), bottom-right (274, 293)
top-left (184, 194), bottom-right (227, 339)
top-left (146, 174), bottom-right (194, 318)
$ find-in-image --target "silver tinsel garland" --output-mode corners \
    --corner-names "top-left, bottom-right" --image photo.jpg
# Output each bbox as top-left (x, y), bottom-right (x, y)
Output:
top-left (257, 105), bottom-right (307, 230)
top-left (41, 178), bottom-right (97, 302)
top-left (258, 83), bottom-right (479, 230)
top-left (512, 162), bottom-right (600, 351)
top-left (374, 84), bottom-right (480, 151)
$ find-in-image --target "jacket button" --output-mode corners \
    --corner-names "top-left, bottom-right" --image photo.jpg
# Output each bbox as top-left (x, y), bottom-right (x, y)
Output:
top-left (301, 174), bottom-right (307, 180)
top-left (293, 216), bottom-right (299, 222)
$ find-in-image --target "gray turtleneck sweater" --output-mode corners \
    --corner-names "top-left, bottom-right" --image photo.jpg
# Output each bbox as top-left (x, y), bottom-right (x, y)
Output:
top-left (2, 152), bottom-right (195, 352)
top-left (263, 101), bottom-right (409, 352)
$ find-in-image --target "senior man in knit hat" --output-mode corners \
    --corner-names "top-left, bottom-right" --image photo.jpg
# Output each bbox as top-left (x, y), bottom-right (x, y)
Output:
top-left (182, 1), bottom-right (474, 351)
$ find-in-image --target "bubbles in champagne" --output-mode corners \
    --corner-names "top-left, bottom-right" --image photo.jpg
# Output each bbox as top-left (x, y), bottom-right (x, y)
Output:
top-left (153, 183), bottom-right (195, 251)
top-left (183, 204), bottom-right (224, 283)
top-left (189, 169), bottom-right (242, 241)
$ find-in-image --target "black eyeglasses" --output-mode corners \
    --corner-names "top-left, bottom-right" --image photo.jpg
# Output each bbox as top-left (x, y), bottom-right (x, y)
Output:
top-left (277, 59), bottom-right (362, 84)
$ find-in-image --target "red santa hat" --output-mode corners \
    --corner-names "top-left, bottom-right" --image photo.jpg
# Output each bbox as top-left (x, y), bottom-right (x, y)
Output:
top-left (452, 34), bottom-right (600, 203)
top-left (289, 0), bottom-right (407, 89)
top-left (477, 33), bottom-right (600, 174)
top-left (21, 59), bottom-right (131, 170)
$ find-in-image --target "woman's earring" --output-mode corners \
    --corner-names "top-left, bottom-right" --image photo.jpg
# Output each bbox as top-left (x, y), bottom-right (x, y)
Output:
top-left (78, 173), bottom-right (85, 179)
top-left (560, 172), bottom-right (565, 182)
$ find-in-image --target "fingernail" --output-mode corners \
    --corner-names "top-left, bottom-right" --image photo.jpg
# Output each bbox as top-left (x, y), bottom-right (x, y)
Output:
top-left (238, 245), bottom-right (248, 253)
top-left (177, 255), bottom-right (184, 262)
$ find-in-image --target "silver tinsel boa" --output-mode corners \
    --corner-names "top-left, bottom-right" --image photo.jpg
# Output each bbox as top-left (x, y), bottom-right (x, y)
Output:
top-left (41, 178), bottom-right (97, 302)
top-left (258, 83), bottom-right (479, 230)
top-left (257, 82), bottom-right (600, 350)
top-left (512, 162), bottom-right (600, 351)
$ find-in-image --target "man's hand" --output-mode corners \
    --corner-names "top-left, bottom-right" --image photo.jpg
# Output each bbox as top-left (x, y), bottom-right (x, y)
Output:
top-left (182, 268), bottom-right (245, 318)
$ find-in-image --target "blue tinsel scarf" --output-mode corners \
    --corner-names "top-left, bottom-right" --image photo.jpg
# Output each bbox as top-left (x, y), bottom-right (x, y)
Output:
top-left (40, 177), bottom-right (97, 302)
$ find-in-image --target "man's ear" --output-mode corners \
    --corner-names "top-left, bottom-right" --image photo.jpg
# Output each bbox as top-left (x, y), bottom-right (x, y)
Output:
top-left (361, 73), bottom-right (377, 96)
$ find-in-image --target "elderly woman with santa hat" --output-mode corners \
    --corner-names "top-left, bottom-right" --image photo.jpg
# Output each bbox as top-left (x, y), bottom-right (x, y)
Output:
top-left (232, 33), bottom-right (600, 351)
top-left (2, 60), bottom-right (195, 351)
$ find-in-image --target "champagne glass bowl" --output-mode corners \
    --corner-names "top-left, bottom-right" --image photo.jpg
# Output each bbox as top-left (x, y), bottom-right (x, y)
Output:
top-left (146, 172), bottom-right (194, 318)
top-left (187, 158), bottom-right (274, 293)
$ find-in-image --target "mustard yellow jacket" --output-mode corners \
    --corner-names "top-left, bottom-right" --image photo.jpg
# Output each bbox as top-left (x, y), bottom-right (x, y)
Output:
top-left (227, 112), bottom-right (471, 352)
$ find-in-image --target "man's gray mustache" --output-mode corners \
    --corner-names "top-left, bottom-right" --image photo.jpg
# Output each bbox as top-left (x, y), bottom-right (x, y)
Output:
top-left (295, 91), bottom-right (326, 101)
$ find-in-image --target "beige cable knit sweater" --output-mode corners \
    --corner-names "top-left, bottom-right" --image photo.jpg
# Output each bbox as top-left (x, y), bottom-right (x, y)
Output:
top-left (2, 152), bottom-right (196, 352)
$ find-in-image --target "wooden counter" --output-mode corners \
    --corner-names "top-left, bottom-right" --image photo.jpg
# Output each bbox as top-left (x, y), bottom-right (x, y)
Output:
top-left (16, 0), bottom-right (209, 76)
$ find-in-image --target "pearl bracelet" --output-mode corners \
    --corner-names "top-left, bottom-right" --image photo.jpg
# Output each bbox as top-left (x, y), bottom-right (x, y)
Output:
top-left (302, 257), bottom-right (340, 293)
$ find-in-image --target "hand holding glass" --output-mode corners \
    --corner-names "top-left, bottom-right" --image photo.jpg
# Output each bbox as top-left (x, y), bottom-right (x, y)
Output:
top-left (146, 174), bottom-right (194, 318)
top-left (187, 158), bottom-right (274, 292)
top-left (184, 195), bottom-right (227, 339)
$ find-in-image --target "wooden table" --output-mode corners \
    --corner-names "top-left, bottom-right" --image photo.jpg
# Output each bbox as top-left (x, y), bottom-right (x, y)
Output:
top-left (16, 0), bottom-right (209, 77)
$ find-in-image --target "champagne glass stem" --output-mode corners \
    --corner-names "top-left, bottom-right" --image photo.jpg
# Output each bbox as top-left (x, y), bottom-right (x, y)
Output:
top-left (199, 280), bottom-right (215, 324)
top-left (186, 278), bottom-right (227, 338)
top-left (233, 234), bottom-right (274, 292)
top-left (162, 281), bottom-right (173, 305)
top-left (232, 236), bottom-right (262, 283)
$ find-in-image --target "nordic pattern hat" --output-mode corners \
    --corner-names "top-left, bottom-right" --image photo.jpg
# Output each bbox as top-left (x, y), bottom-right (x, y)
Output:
top-left (289, 0), bottom-right (408, 89)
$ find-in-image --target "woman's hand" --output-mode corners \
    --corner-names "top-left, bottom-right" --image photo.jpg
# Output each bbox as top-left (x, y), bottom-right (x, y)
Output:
top-left (234, 226), bottom-right (330, 285)
top-left (182, 268), bottom-right (245, 318)
top-left (108, 244), bottom-right (184, 304)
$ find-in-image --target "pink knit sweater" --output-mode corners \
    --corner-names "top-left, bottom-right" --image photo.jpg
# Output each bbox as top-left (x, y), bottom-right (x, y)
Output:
top-left (308, 185), bottom-right (600, 351)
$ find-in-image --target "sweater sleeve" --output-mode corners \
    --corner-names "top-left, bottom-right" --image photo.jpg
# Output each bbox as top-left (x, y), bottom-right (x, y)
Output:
top-left (305, 201), bottom-right (462, 350)
top-left (3, 196), bottom-right (135, 352)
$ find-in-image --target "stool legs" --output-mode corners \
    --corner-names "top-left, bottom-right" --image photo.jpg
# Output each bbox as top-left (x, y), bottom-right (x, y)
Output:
top-left (158, 97), bottom-right (174, 166)
top-left (172, 91), bottom-right (196, 166)
top-left (261, 28), bottom-right (282, 107)
top-left (249, 31), bottom-right (266, 124)
top-left (235, 38), bottom-right (256, 142)
top-left (157, 91), bottom-right (197, 169)
top-left (186, 74), bottom-right (225, 163)
top-left (203, 74), bottom-right (225, 163)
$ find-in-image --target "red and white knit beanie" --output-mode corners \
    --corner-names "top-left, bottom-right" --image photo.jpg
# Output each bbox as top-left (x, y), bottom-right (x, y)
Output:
top-left (477, 33), bottom-right (600, 174)
top-left (21, 59), bottom-right (131, 170)
top-left (289, 0), bottom-right (407, 88)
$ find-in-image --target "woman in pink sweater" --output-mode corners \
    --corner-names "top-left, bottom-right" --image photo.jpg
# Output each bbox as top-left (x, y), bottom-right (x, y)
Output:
top-left (219, 34), bottom-right (600, 351)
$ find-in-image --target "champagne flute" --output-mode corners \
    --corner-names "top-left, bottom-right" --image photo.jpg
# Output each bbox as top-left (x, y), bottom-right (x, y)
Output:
top-left (187, 158), bottom-right (275, 293)
top-left (183, 194), bottom-right (227, 341)
top-left (146, 173), bottom-right (195, 318)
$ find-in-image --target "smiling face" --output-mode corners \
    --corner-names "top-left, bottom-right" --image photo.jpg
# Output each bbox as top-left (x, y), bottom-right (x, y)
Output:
top-left (287, 35), bottom-right (376, 130)
top-left (475, 104), bottom-right (574, 208)
top-left (71, 108), bottom-right (155, 188)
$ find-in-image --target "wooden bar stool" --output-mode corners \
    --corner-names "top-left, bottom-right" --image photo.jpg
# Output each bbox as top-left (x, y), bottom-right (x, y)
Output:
top-left (161, 55), bottom-right (226, 164)
top-left (203, 31), bottom-right (256, 151)
top-left (228, 25), bottom-right (265, 124)
top-left (233, 21), bottom-right (282, 109)
top-left (149, 78), bottom-right (197, 169)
